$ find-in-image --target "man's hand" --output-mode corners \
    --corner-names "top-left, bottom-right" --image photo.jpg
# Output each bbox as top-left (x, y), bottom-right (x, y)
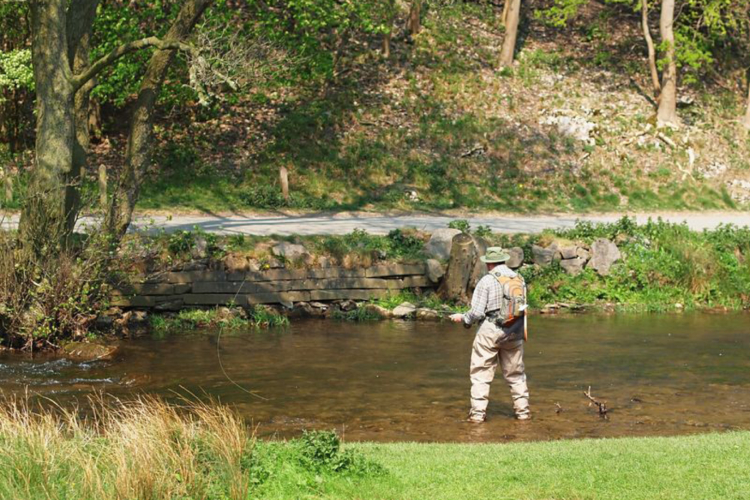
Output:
top-left (449, 313), bottom-right (464, 323)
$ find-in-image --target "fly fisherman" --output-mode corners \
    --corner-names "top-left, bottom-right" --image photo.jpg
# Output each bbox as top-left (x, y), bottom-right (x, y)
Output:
top-left (450, 247), bottom-right (530, 423)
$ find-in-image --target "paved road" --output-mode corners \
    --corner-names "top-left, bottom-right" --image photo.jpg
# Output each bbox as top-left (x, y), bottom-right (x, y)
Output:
top-left (2, 211), bottom-right (748, 235)
top-left (124, 211), bottom-right (750, 235)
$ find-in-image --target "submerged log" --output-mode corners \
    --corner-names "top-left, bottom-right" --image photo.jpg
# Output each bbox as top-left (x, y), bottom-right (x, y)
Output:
top-left (438, 233), bottom-right (477, 303)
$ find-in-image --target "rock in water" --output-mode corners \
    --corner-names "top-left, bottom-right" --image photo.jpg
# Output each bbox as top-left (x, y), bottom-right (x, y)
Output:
top-left (392, 302), bottom-right (417, 318)
top-left (424, 228), bottom-right (463, 260)
top-left (587, 238), bottom-right (621, 276)
top-left (416, 308), bottom-right (441, 321)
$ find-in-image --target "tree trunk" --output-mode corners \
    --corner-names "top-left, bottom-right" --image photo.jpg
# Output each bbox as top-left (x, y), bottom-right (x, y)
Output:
top-left (20, 0), bottom-right (75, 259)
top-left (106, 0), bottom-right (213, 238)
top-left (743, 78), bottom-right (750, 129)
top-left (641, 0), bottom-right (661, 96)
top-left (382, 0), bottom-right (395, 58)
top-left (438, 233), bottom-right (477, 304)
top-left (501, 0), bottom-right (510, 26)
top-left (656, 0), bottom-right (679, 126)
top-left (499, 0), bottom-right (521, 67)
top-left (408, 0), bottom-right (421, 37)
top-left (64, 0), bottom-right (100, 234)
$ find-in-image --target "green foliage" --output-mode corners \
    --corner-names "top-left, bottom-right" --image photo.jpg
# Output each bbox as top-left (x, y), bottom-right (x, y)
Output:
top-left (534, 0), bottom-right (589, 27)
top-left (525, 218), bottom-right (750, 311)
top-left (448, 219), bottom-right (471, 233)
top-left (247, 305), bottom-right (290, 327)
top-left (0, 49), bottom-right (33, 97)
top-left (295, 431), bottom-right (385, 476)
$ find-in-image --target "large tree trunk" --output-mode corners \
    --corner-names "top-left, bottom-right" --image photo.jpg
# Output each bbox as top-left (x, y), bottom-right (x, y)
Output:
top-left (499, 0), bottom-right (521, 67)
top-left (64, 0), bottom-right (100, 234)
top-left (641, 0), bottom-right (661, 96)
top-left (408, 0), bottom-right (421, 37)
top-left (656, 0), bottom-right (679, 126)
top-left (20, 0), bottom-right (75, 259)
top-left (106, 0), bottom-right (213, 238)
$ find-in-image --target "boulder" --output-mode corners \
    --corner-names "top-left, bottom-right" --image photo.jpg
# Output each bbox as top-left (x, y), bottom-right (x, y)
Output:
top-left (191, 238), bottom-right (209, 259)
top-left (532, 245), bottom-right (556, 265)
top-left (560, 257), bottom-right (586, 276)
top-left (272, 242), bottom-right (309, 261)
top-left (437, 233), bottom-right (477, 303)
top-left (62, 342), bottom-right (119, 362)
top-left (587, 238), bottom-right (621, 276)
top-left (424, 228), bottom-right (463, 260)
top-left (469, 236), bottom-right (489, 290)
top-left (576, 247), bottom-right (591, 261)
top-left (426, 259), bottom-right (446, 283)
top-left (392, 302), bottom-right (417, 318)
top-left (224, 253), bottom-right (249, 273)
top-left (506, 247), bottom-right (524, 269)
top-left (416, 308), bottom-right (441, 321)
top-left (364, 304), bottom-right (392, 319)
top-left (559, 245), bottom-right (578, 260)
top-left (338, 299), bottom-right (358, 312)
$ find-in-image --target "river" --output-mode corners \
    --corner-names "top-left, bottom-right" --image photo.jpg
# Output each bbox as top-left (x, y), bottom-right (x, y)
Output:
top-left (1, 313), bottom-right (748, 442)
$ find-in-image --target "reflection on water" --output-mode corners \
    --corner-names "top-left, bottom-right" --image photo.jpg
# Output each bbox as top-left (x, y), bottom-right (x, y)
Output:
top-left (1, 313), bottom-right (749, 443)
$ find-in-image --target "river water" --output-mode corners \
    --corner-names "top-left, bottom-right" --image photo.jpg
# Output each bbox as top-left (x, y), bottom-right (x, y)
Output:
top-left (1, 313), bottom-right (749, 443)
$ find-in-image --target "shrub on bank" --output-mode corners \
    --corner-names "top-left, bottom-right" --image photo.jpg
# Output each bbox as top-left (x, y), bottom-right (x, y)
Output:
top-left (499, 218), bottom-right (750, 312)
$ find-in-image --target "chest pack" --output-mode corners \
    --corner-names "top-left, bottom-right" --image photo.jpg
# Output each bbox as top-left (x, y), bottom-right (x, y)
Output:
top-left (493, 274), bottom-right (527, 327)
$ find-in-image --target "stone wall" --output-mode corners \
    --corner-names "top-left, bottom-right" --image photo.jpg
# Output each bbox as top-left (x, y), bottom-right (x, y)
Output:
top-left (111, 263), bottom-right (435, 310)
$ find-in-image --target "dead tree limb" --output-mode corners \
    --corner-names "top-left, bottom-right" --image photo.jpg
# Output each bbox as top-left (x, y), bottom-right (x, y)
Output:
top-left (584, 386), bottom-right (608, 418)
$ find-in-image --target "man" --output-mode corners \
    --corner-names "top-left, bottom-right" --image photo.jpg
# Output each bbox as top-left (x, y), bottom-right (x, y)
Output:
top-left (450, 247), bottom-right (530, 423)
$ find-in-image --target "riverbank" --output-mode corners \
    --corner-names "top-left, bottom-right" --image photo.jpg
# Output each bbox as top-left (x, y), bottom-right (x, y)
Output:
top-left (1, 217), bottom-right (748, 350)
top-left (1, 396), bottom-right (747, 499)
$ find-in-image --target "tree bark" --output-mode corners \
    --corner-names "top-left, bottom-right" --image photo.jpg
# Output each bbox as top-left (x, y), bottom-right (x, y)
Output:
top-left (499, 0), bottom-right (521, 67)
top-left (656, 0), bottom-right (679, 126)
top-left (20, 0), bottom-right (75, 258)
top-left (106, 0), bottom-right (213, 238)
top-left (382, 0), bottom-right (395, 57)
top-left (744, 77), bottom-right (750, 129)
top-left (64, 0), bottom-right (100, 234)
top-left (501, 0), bottom-right (510, 26)
top-left (408, 0), bottom-right (421, 37)
top-left (641, 0), bottom-right (661, 96)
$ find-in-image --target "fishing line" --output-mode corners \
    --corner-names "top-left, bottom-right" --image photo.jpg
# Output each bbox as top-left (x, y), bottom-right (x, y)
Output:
top-left (215, 275), bottom-right (270, 401)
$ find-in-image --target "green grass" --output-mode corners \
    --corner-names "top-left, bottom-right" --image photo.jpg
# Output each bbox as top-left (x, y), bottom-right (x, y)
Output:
top-left (1, 394), bottom-right (748, 499)
top-left (253, 432), bottom-right (750, 499)
top-left (148, 306), bottom-right (288, 334)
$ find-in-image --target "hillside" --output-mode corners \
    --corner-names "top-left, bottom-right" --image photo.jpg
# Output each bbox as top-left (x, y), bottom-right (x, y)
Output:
top-left (94, 2), bottom-right (750, 214)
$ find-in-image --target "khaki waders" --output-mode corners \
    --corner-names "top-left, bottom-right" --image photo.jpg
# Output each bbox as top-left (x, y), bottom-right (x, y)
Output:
top-left (469, 319), bottom-right (530, 419)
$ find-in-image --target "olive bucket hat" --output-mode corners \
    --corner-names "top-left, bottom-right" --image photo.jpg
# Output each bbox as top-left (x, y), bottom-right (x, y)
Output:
top-left (480, 247), bottom-right (511, 264)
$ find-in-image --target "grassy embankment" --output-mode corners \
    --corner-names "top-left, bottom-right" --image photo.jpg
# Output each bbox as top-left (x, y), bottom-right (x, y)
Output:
top-left (0, 397), bottom-right (747, 499)
top-left (129, 3), bottom-right (749, 213)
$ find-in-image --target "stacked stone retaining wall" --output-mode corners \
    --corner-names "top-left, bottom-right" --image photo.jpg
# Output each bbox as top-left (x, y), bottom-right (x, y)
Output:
top-left (111, 263), bottom-right (434, 310)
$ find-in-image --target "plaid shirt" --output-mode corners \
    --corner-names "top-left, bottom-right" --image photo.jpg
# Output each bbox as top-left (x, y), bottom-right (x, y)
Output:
top-left (462, 265), bottom-right (521, 326)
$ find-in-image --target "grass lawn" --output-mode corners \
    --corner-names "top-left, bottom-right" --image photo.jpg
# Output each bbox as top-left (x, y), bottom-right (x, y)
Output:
top-left (256, 432), bottom-right (750, 499)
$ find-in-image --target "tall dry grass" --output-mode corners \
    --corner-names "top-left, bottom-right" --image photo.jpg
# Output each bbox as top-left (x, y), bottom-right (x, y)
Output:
top-left (0, 395), bottom-right (253, 500)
